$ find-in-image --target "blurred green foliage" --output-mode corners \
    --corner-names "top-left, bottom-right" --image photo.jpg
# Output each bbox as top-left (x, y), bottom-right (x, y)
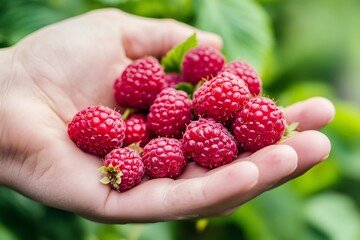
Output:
top-left (1, 0), bottom-right (360, 239)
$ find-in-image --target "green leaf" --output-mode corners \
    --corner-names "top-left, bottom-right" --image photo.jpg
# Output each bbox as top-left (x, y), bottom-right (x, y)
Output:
top-left (195, 0), bottom-right (273, 74)
top-left (305, 192), bottom-right (360, 240)
top-left (0, 224), bottom-right (17, 240)
top-left (291, 159), bottom-right (340, 196)
top-left (161, 33), bottom-right (198, 73)
top-left (175, 82), bottom-right (195, 97)
top-left (116, 0), bottom-right (193, 23)
top-left (278, 80), bottom-right (335, 107)
top-left (0, 2), bottom-right (70, 46)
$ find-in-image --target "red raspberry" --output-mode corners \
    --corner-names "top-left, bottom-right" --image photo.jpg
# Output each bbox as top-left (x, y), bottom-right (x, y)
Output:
top-left (99, 147), bottom-right (144, 192)
top-left (148, 88), bottom-right (192, 138)
top-left (223, 61), bottom-right (262, 96)
top-left (193, 72), bottom-right (251, 125)
top-left (182, 45), bottom-right (225, 84)
top-left (165, 73), bottom-right (183, 88)
top-left (142, 138), bottom-right (187, 178)
top-left (68, 106), bottom-right (125, 157)
top-left (232, 97), bottom-right (286, 152)
top-left (123, 113), bottom-right (154, 147)
top-left (114, 56), bottom-right (166, 110)
top-left (182, 118), bottom-right (238, 168)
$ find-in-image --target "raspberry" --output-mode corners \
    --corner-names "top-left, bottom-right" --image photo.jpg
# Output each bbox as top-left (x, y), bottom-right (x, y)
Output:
top-left (142, 138), bottom-right (187, 178)
top-left (193, 72), bottom-right (251, 125)
top-left (123, 113), bottom-right (154, 147)
top-left (99, 147), bottom-right (144, 192)
top-left (165, 73), bottom-right (183, 88)
top-left (182, 45), bottom-right (225, 84)
top-left (67, 105), bottom-right (125, 157)
top-left (232, 97), bottom-right (286, 152)
top-left (182, 118), bottom-right (238, 168)
top-left (114, 56), bottom-right (166, 110)
top-left (148, 88), bottom-right (192, 138)
top-left (223, 61), bottom-right (262, 96)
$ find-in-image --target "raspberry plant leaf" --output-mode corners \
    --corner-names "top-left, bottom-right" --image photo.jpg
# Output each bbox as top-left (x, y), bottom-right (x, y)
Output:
top-left (175, 82), bottom-right (195, 97)
top-left (195, 0), bottom-right (273, 73)
top-left (161, 33), bottom-right (198, 73)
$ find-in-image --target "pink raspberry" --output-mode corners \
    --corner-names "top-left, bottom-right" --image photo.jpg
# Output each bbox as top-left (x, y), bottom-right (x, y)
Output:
top-left (114, 56), bottom-right (166, 110)
top-left (223, 61), bottom-right (262, 96)
top-left (100, 147), bottom-right (145, 192)
top-left (193, 72), bottom-right (251, 126)
top-left (67, 105), bottom-right (125, 157)
top-left (123, 113), bottom-right (154, 147)
top-left (142, 138), bottom-right (187, 178)
top-left (182, 118), bottom-right (238, 168)
top-left (148, 88), bottom-right (192, 138)
top-left (165, 73), bottom-right (183, 88)
top-left (232, 97), bottom-right (286, 152)
top-left (182, 45), bottom-right (225, 84)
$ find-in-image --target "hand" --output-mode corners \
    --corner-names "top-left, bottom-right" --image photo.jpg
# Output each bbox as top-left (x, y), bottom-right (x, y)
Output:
top-left (0, 9), bottom-right (334, 223)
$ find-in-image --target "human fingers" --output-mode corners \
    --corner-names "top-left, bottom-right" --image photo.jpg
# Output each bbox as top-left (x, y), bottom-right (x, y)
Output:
top-left (89, 9), bottom-right (223, 59)
top-left (84, 161), bottom-right (258, 223)
top-left (199, 145), bottom-right (298, 217)
top-left (284, 97), bottom-right (335, 131)
top-left (278, 97), bottom-right (333, 182)
top-left (91, 144), bottom-right (298, 223)
top-left (277, 130), bottom-right (331, 183)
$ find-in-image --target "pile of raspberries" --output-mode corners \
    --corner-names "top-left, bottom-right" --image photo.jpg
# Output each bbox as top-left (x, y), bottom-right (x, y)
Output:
top-left (67, 38), bottom-right (288, 192)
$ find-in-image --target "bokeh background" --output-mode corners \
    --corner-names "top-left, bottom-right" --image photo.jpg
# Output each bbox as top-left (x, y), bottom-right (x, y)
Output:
top-left (1, 0), bottom-right (360, 239)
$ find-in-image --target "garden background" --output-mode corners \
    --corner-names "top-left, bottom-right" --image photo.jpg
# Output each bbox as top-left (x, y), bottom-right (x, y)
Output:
top-left (1, 0), bottom-right (360, 239)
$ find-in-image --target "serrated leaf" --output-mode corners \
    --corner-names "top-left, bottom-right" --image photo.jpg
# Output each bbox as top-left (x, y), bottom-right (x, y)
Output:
top-left (161, 33), bottom-right (198, 73)
top-left (195, 0), bottom-right (273, 73)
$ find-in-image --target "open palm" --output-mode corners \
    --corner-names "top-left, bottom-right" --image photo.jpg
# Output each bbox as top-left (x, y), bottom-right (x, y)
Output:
top-left (0, 9), bottom-right (334, 223)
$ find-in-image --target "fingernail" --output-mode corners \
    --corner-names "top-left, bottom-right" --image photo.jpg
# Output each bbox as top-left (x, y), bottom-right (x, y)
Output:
top-left (321, 154), bottom-right (330, 161)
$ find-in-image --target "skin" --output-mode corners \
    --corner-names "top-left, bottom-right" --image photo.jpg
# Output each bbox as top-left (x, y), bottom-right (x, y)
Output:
top-left (0, 9), bottom-right (335, 223)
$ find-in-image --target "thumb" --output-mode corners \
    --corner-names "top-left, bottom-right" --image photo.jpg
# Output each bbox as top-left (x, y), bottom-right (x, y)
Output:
top-left (110, 10), bottom-right (223, 59)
